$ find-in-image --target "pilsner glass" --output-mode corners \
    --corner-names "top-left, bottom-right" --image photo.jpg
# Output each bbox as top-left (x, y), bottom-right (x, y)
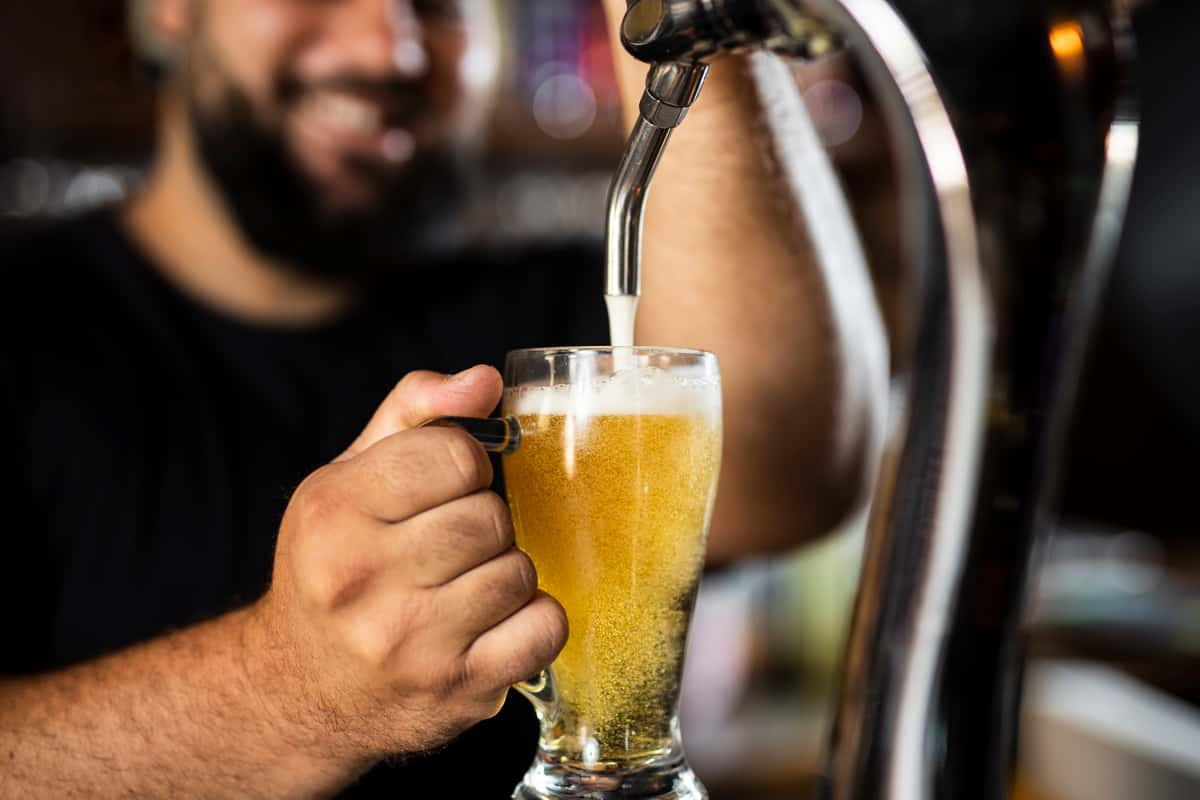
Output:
top-left (502, 347), bottom-right (722, 800)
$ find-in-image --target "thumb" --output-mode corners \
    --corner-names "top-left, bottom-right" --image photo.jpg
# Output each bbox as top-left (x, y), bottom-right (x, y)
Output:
top-left (337, 365), bottom-right (503, 462)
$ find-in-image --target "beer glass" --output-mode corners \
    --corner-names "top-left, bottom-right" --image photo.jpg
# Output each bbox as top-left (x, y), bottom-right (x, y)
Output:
top-left (500, 347), bottom-right (721, 799)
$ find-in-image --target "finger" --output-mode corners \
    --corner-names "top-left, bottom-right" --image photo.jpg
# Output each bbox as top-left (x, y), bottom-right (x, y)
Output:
top-left (338, 365), bottom-right (503, 462)
top-left (398, 490), bottom-right (515, 587)
top-left (435, 548), bottom-right (539, 644)
top-left (340, 426), bottom-right (494, 522)
top-left (464, 592), bottom-right (569, 692)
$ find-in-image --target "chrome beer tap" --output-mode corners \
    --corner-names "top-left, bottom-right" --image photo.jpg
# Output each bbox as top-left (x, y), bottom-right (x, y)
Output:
top-left (604, 1), bottom-right (840, 306)
top-left (605, 1), bottom-right (1140, 798)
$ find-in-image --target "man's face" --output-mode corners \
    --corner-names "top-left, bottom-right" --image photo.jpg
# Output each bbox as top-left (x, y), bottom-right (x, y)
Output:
top-left (165, 0), bottom-right (499, 280)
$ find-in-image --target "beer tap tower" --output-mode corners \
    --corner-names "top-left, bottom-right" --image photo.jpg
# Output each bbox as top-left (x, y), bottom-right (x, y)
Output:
top-left (605, 0), bottom-right (1140, 798)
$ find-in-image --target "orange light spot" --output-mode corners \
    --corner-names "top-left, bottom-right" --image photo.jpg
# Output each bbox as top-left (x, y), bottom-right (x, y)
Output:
top-left (1050, 21), bottom-right (1085, 61)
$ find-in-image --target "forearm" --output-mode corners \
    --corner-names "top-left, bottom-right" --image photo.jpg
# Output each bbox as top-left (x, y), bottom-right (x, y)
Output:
top-left (601, 3), bottom-right (887, 560)
top-left (0, 607), bottom-right (357, 798)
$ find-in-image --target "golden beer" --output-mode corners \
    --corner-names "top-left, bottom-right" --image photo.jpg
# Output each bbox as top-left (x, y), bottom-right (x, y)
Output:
top-left (503, 399), bottom-right (721, 766)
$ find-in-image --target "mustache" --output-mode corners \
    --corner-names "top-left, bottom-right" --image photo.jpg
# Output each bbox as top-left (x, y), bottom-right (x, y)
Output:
top-left (276, 72), bottom-right (433, 122)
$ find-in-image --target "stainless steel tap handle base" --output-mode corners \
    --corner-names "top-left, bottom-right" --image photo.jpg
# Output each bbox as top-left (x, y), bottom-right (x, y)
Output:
top-left (621, 0), bottom-right (840, 62)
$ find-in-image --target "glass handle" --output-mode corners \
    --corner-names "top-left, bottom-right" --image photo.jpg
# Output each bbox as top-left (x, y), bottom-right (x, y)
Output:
top-left (515, 668), bottom-right (558, 722)
top-left (418, 416), bottom-right (522, 455)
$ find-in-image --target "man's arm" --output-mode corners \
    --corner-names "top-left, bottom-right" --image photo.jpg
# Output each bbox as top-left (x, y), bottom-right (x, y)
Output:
top-left (0, 368), bottom-right (568, 798)
top-left (600, 3), bottom-right (888, 563)
top-left (0, 609), bottom-right (352, 798)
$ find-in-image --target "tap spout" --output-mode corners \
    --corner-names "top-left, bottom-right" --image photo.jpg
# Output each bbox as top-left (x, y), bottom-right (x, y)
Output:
top-left (603, 61), bottom-right (708, 301)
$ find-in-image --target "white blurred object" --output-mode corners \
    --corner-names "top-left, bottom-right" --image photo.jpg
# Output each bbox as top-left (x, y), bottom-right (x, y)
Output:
top-left (1022, 660), bottom-right (1200, 800)
top-left (803, 79), bottom-right (865, 148)
top-left (63, 169), bottom-right (127, 211)
top-left (532, 72), bottom-right (598, 140)
top-left (0, 159), bottom-right (142, 218)
top-left (1038, 526), bottom-right (1166, 601)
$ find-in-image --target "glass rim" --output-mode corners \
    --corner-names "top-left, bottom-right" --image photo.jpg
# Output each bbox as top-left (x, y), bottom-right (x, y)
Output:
top-left (506, 346), bottom-right (715, 359)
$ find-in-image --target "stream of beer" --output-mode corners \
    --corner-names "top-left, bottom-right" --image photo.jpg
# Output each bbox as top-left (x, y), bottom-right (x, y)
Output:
top-left (605, 294), bottom-right (637, 349)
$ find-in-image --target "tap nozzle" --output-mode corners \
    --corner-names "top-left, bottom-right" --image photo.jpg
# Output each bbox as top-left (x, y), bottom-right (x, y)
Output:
top-left (604, 61), bottom-right (709, 300)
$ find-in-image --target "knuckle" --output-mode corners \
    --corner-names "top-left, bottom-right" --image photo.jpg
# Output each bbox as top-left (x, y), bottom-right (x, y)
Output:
top-left (475, 598), bottom-right (568, 690)
top-left (296, 565), bottom-right (339, 610)
top-left (369, 437), bottom-right (422, 500)
top-left (392, 371), bottom-right (434, 409)
top-left (436, 430), bottom-right (492, 493)
top-left (439, 656), bottom-right (475, 697)
top-left (394, 373), bottom-right (420, 394)
top-left (294, 546), bottom-right (369, 611)
top-left (325, 559), bottom-right (374, 611)
top-left (293, 469), bottom-right (344, 531)
top-left (423, 649), bottom-right (483, 708)
top-left (344, 616), bottom-right (396, 669)
top-left (530, 597), bottom-right (570, 662)
top-left (508, 550), bottom-right (539, 601)
top-left (473, 549), bottom-right (537, 608)
top-left (474, 491), bottom-right (514, 553)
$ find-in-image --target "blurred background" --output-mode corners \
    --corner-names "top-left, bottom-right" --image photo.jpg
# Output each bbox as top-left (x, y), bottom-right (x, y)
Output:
top-left (0, 0), bottom-right (625, 240)
top-left (3, 1), bottom-right (1198, 798)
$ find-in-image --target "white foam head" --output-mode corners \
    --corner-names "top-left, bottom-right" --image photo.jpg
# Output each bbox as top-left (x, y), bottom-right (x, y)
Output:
top-left (505, 366), bottom-right (721, 418)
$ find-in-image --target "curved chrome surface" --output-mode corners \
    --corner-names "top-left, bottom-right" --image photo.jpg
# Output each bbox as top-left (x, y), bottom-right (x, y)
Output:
top-left (604, 116), bottom-right (672, 299)
top-left (791, 2), bottom-right (992, 797)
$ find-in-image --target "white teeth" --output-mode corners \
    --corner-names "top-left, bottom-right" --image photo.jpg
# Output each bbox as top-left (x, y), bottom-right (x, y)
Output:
top-left (313, 93), bottom-right (383, 132)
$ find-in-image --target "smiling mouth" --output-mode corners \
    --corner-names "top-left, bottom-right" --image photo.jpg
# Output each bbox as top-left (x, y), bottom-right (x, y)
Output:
top-left (311, 91), bottom-right (385, 132)
top-left (291, 89), bottom-right (421, 166)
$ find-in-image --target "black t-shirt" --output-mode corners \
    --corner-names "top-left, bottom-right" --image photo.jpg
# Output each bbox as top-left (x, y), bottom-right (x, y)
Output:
top-left (0, 208), bottom-right (606, 796)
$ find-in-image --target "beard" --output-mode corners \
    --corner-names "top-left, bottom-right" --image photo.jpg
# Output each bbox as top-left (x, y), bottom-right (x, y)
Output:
top-left (187, 72), bottom-right (475, 287)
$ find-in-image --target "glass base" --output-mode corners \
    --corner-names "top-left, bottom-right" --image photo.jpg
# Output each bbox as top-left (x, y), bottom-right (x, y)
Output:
top-left (512, 749), bottom-right (707, 799)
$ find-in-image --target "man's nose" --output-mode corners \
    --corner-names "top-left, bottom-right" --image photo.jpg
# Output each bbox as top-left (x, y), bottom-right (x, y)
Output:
top-left (329, 0), bottom-right (430, 79)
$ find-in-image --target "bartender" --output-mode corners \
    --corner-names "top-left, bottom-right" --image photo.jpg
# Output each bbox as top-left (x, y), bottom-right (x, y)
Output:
top-left (0, 0), bottom-right (882, 795)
